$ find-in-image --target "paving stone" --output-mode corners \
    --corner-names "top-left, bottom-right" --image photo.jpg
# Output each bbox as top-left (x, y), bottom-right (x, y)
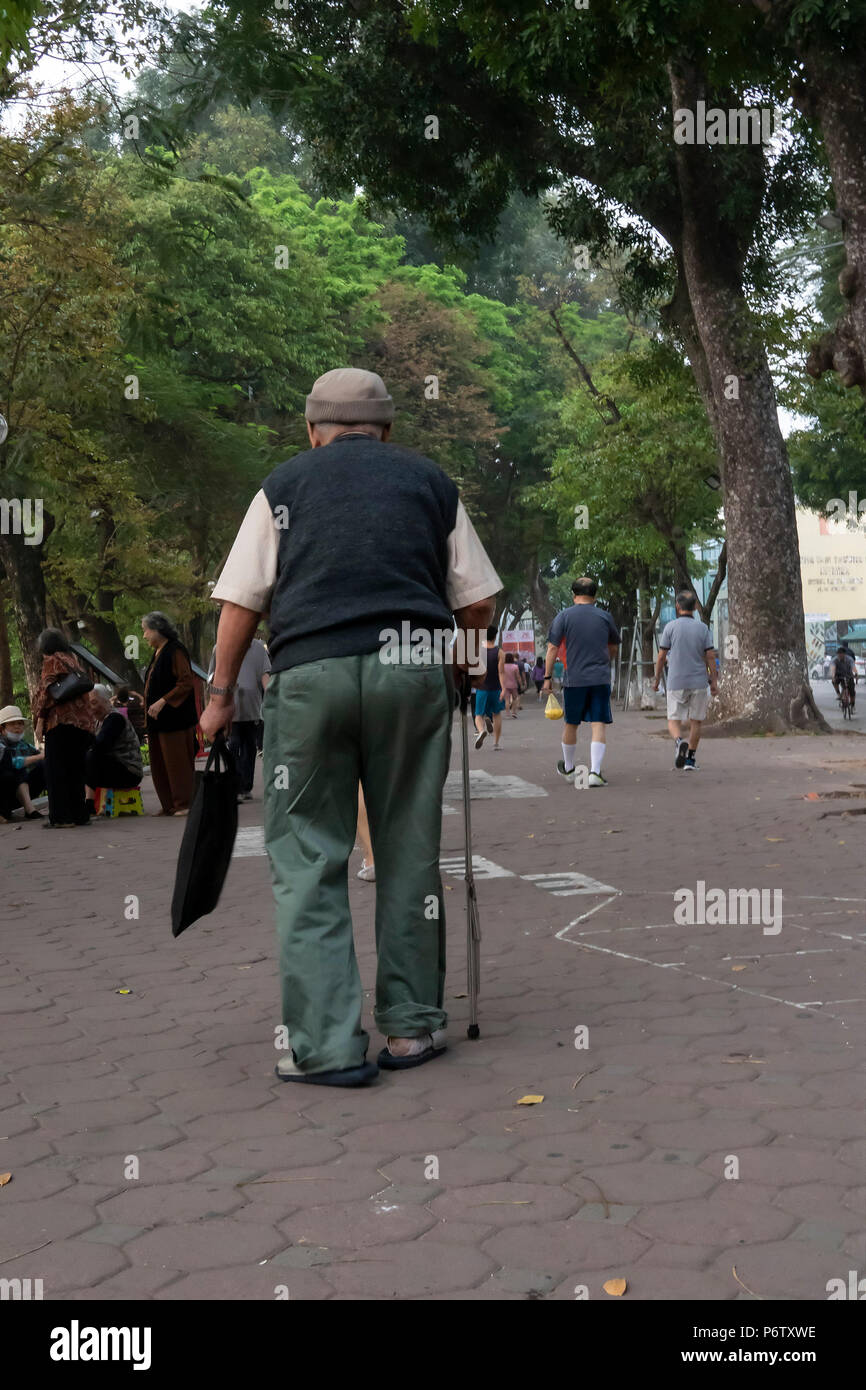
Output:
top-left (430, 1181), bottom-right (579, 1226)
top-left (0, 1198), bottom-right (98, 1254)
top-left (80, 1222), bottom-right (148, 1245)
top-left (0, 1238), bottom-right (127, 1290)
top-left (124, 1221), bottom-right (284, 1269)
top-left (566, 1160), bottom-right (716, 1205)
top-left (633, 1192), bottom-right (797, 1245)
top-left (551, 1266), bottom-right (734, 1300)
top-left (97, 1183), bottom-right (245, 1224)
top-left (158, 1268), bottom-right (333, 1299)
top-left (279, 1198), bottom-right (435, 1248)
top-left (790, 1220), bottom-right (848, 1252)
top-left (204, 1133), bottom-right (344, 1170)
top-left (574, 1202), bottom-right (640, 1224)
top-left (699, 1146), bottom-right (854, 1188)
top-left (270, 1245), bottom-right (334, 1268)
top-left (493, 1268), bottom-right (557, 1296)
top-left (708, 1241), bottom-right (850, 1301)
top-left (322, 1241), bottom-right (494, 1298)
top-left (381, 1148), bottom-right (522, 1187)
top-left (483, 1219), bottom-right (649, 1276)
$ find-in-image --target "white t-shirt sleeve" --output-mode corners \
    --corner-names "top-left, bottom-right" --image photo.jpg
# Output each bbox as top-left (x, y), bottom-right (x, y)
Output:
top-left (211, 491), bottom-right (277, 614)
top-left (446, 500), bottom-right (502, 611)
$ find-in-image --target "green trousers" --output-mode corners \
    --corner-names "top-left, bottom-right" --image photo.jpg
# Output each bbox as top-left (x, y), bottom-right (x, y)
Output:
top-left (263, 652), bottom-right (454, 1072)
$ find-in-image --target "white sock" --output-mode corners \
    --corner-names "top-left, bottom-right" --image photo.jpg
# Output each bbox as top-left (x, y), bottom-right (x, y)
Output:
top-left (561, 742), bottom-right (575, 772)
top-left (591, 741), bottom-right (606, 775)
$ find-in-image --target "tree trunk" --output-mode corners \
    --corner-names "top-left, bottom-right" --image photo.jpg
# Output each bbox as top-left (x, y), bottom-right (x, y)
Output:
top-left (669, 61), bottom-right (824, 732)
top-left (0, 579), bottom-right (13, 704)
top-left (528, 559), bottom-right (557, 633)
top-left (0, 528), bottom-right (47, 706)
top-left (796, 38), bottom-right (866, 391)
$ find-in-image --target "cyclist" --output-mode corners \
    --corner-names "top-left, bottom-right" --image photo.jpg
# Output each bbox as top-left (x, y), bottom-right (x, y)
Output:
top-left (831, 646), bottom-right (856, 712)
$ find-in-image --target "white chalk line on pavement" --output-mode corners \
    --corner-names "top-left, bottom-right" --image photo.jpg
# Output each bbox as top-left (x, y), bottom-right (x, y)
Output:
top-left (554, 893), bottom-right (864, 1020)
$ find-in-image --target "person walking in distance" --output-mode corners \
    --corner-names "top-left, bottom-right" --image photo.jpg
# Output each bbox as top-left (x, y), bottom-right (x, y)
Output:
top-left (208, 633), bottom-right (270, 800)
top-left (201, 367), bottom-right (501, 1086)
top-left (652, 590), bottom-right (718, 770)
top-left (542, 577), bottom-right (620, 787)
top-left (503, 652), bottom-right (521, 717)
top-left (474, 625), bottom-right (506, 750)
top-left (532, 654), bottom-right (546, 700)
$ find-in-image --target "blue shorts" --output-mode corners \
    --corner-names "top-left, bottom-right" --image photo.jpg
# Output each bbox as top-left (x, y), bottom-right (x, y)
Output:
top-left (563, 684), bottom-right (612, 725)
top-left (475, 689), bottom-right (505, 718)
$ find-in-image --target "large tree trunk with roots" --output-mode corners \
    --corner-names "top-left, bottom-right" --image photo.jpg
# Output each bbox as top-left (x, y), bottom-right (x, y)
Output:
top-left (669, 61), bottom-right (827, 733)
top-left (798, 40), bottom-right (866, 391)
top-left (528, 558), bottom-right (557, 634)
top-left (0, 579), bottom-right (13, 704)
top-left (0, 528), bottom-right (47, 706)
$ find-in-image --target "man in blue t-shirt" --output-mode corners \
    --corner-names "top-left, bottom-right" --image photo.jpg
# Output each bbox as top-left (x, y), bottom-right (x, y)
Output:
top-left (542, 577), bottom-right (620, 787)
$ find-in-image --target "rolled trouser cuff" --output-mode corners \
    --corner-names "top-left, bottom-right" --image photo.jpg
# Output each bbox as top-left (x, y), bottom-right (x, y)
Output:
top-left (374, 1002), bottom-right (448, 1037)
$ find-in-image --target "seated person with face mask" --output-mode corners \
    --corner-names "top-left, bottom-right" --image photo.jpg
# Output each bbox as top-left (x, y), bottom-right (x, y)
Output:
top-left (0, 705), bottom-right (46, 822)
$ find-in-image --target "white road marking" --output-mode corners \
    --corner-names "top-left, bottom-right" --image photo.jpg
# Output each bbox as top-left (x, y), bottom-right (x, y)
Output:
top-left (443, 770), bottom-right (547, 799)
top-left (233, 826), bottom-right (267, 858)
top-left (439, 855), bottom-right (515, 880)
top-left (555, 895), bottom-right (863, 1020)
top-left (523, 871), bottom-right (617, 896)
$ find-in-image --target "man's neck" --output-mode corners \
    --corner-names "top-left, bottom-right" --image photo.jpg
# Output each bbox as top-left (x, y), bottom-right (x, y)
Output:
top-left (573, 597), bottom-right (595, 606)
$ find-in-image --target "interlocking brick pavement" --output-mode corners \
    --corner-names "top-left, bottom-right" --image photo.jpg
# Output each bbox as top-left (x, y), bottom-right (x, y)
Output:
top-left (0, 702), bottom-right (864, 1300)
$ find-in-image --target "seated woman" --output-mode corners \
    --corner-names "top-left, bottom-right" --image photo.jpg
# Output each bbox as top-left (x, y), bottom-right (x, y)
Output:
top-left (0, 704), bottom-right (45, 822)
top-left (85, 687), bottom-right (143, 799)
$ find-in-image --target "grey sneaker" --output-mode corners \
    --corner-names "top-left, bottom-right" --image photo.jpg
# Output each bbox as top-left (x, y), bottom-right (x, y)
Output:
top-left (556, 759), bottom-right (575, 780)
top-left (588, 771), bottom-right (607, 787)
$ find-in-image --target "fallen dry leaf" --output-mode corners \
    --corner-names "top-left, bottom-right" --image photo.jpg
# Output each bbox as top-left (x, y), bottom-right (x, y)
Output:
top-left (731, 965), bottom-right (747, 972)
top-left (765, 837), bottom-right (784, 842)
top-left (603, 1278), bottom-right (627, 1297)
top-left (516, 1094), bottom-right (544, 1105)
top-left (0, 1173), bottom-right (11, 1187)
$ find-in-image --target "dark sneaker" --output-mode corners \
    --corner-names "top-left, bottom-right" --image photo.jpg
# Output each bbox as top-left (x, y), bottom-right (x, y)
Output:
top-left (684, 754), bottom-right (698, 771)
top-left (675, 738), bottom-right (689, 769)
top-left (474, 727), bottom-right (487, 750)
top-left (484, 715), bottom-right (494, 733)
top-left (588, 771), bottom-right (607, 787)
top-left (556, 759), bottom-right (575, 780)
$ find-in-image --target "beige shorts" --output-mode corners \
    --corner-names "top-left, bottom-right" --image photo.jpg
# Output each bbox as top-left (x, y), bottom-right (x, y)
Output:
top-left (667, 687), bottom-right (709, 721)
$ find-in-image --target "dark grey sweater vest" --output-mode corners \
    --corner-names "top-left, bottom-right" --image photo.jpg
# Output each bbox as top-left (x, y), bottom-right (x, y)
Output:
top-left (261, 435), bottom-right (460, 673)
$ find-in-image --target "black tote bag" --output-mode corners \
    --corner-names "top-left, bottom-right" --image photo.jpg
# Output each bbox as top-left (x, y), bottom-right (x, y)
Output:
top-left (171, 733), bottom-right (239, 937)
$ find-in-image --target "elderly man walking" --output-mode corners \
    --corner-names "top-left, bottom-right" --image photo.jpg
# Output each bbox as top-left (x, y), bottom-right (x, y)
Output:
top-left (201, 368), bottom-right (501, 1087)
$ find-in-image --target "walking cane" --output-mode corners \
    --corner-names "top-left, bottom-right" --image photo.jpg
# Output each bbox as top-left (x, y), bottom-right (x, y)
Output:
top-left (457, 670), bottom-right (481, 1039)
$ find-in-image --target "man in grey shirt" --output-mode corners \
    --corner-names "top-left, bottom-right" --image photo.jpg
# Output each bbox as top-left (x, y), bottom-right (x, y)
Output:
top-left (653, 590), bottom-right (717, 770)
top-left (208, 635), bottom-right (270, 799)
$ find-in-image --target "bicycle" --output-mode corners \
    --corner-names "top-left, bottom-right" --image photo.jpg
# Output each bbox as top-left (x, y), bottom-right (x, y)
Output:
top-left (836, 681), bottom-right (855, 720)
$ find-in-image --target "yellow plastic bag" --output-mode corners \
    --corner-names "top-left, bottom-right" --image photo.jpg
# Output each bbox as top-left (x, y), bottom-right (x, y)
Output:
top-left (544, 693), bottom-right (563, 720)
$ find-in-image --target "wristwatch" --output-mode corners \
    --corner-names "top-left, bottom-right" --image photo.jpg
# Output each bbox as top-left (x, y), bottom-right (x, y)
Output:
top-left (209, 683), bottom-right (235, 696)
